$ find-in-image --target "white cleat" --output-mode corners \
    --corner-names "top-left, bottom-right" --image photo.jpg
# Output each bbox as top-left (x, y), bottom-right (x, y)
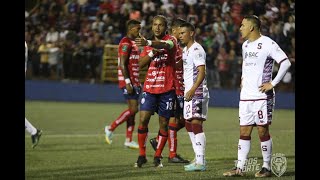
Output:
top-left (124, 141), bottom-right (139, 149)
top-left (104, 126), bottom-right (113, 144)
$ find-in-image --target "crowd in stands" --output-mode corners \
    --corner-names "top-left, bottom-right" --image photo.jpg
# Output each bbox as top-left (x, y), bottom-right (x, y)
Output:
top-left (25, 0), bottom-right (295, 92)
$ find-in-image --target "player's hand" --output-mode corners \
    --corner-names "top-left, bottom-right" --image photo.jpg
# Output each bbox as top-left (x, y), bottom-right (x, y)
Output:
top-left (126, 84), bottom-right (133, 94)
top-left (152, 48), bottom-right (164, 54)
top-left (135, 37), bottom-right (147, 47)
top-left (259, 82), bottom-right (273, 93)
top-left (184, 89), bottom-right (195, 102)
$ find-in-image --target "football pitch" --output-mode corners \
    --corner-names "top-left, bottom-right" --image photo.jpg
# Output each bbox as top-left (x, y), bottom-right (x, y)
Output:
top-left (25, 100), bottom-right (295, 179)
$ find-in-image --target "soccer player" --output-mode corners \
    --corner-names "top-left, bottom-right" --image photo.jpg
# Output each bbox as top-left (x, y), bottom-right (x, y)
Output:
top-left (149, 18), bottom-right (189, 163)
top-left (134, 15), bottom-right (177, 168)
top-left (104, 20), bottom-right (142, 149)
top-left (179, 22), bottom-right (209, 172)
top-left (25, 41), bottom-right (42, 149)
top-left (222, 15), bottom-right (291, 177)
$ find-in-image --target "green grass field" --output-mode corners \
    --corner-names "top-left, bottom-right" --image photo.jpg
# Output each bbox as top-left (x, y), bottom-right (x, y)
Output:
top-left (25, 100), bottom-right (295, 179)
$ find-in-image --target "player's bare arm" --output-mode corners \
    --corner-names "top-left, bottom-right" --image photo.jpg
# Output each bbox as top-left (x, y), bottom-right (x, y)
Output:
top-left (120, 54), bottom-right (133, 94)
top-left (185, 65), bottom-right (206, 102)
top-left (139, 48), bottom-right (164, 69)
top-left (259, 58), bottom-right (291, 93)
top-left (135, 37), bottom-right (174, 50)
top-left (138, 53), bottom-right (152, 69)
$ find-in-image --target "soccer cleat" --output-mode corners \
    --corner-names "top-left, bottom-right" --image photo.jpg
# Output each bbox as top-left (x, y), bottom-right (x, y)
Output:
top-left (223, 167), bottom-right (245, 177)
top-left (134, 156), bottom-right (147, 168)
top-left (255, 167), bottom-right (272, 178)
top-left (149, 137), bottom-right (158, 151)
top-left (184, 158), bottom-right (206, 168)
top-left (124, 141), bottom-right (139, 149)
top-left (31, 129), bottom-right (42, 149)
top-left (184, 163), bottom-right (206, 172)
top-left (153, 156), bottom-right (163, 168)
top-left (104, 126), bottom-right (113, 144)
top-left (168, 154), bottom-right (190, 163)
top-left (184, 161), bottom-right (195, 168)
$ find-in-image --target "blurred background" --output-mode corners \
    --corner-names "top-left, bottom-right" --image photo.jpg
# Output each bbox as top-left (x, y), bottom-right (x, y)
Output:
top-left (25, 0), bottom-right (295, 93)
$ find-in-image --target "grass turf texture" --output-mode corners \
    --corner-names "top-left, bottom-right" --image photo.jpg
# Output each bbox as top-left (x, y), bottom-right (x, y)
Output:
top-left (25, 101), bottom-right (295, 179)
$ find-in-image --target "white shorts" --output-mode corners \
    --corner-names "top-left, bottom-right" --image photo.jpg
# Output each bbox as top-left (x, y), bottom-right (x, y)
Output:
top-left (184, 98), bottom-right (209, 121)
top-left (239, 98), bottom-right (274, 126)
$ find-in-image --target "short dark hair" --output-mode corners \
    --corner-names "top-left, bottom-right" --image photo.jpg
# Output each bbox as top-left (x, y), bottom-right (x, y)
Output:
top-left (243, 15), bottom-right (261, 30)
top-left (126, 19), bottom-right (141, 31)
top-left (171, 18), bottom-right (186, 28)
top-left (180, 22), bottom-right (195, 32)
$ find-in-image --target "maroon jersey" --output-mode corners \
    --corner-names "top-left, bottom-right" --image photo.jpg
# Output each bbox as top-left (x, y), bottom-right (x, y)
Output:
top-left (174, 43), bottom-right (184, 96)
top-left (118, 37), bottom-right (141, 88)
top-left (141, 34), bottom-right (177, 94)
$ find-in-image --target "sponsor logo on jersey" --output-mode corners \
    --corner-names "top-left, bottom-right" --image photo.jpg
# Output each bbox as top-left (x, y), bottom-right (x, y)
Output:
top-left (129, 54), bottom-right (139, 59)
top-left (245, 52), bottom-right (259, 59)
top-left (122, 45), bottom-right (128, 52)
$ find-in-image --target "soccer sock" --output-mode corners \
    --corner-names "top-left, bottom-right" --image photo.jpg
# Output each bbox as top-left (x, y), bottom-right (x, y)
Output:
top-left (168, 122), bottom-right (177, 158)
top-left (185, 121), bottom-right (196, 155)
top-left (155, 129), bottom-right (168, 157)
top-left (138, 126), bottom-right (148, 157)
top-left (25, 118), bottom-right (37, 135)
top-left (237, 136), bottom-right (251, 170)
top-left (193, 124), bottom-right (206, 165)
top-left (126, 116), bottom-right (135, 142)
top-left (109, 109), bottom-right (133, 131)
top-left (260, 135), bottom-right (272, 170)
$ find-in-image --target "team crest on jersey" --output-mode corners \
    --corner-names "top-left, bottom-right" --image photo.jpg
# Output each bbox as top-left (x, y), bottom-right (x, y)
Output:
top-left (196, 53), bottom-right (202, 58)
top-left (271, 153), bottom-right (287, 177)
top-left (122, 45), bottom-right (128, 52)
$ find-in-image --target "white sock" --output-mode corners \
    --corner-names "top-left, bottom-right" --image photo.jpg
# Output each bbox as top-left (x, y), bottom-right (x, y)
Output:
top-left (261, 138), bottom-right (272, 170)
top-left (188, 131), bottom-right (196, 155)
top-left (25, 118), bottom-right (37, 135)
top-left (194, 132), bottom-right (206, 165)
top-left (237, 139), bottom-right (251, 170)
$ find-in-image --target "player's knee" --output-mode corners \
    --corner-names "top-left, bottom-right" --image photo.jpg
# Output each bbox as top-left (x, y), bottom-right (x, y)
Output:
top-left (239, 135), bottom-right (251, 140)
top-left (127, 118), bottom-right (135, 126)
top-left (240, 126), bottom-right (253, 136)
top-left (258, 129), bottom-right (271, 142)
top-left (169, 117), bottom-right (176, 123)
top-left (139, 117), bottom-right (150, 127)
top-left (130, 107), bottom-right (138, 114)
top-left (257, 125), bottom-right (269, 138)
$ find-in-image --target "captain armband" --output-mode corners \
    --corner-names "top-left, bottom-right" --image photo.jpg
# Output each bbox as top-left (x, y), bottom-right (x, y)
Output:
top-left (161, 40), bottom-right (174, 49)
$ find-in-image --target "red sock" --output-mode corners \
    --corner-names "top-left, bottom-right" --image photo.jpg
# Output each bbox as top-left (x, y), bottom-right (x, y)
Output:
top-left (126, 116), bottom-right (135, 142)
top-left (126, 125), bottom-right (134, 142)
top-left (138, 126), bottom-right (148, 156)
top-left (168, 123), bottom-right (177, 158)
top-left (155, 129), bottom-right (168, 157)
top-left (109, 109), bottom-right (133, 131)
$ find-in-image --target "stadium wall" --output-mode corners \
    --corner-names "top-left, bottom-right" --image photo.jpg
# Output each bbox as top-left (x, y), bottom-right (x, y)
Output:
top-left (25, 80), bottom-right (295, 109)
